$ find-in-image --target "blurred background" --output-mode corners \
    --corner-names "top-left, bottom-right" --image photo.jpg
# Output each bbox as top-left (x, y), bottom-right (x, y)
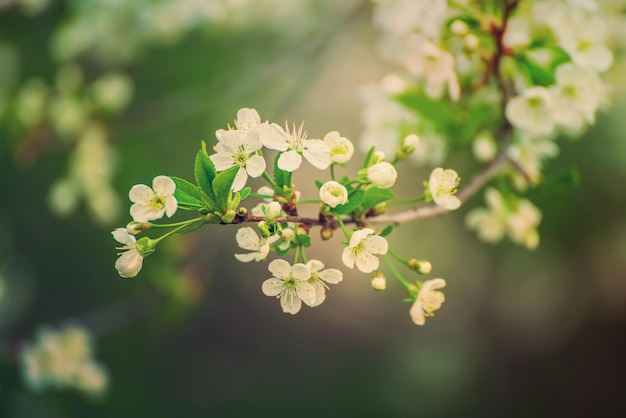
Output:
top-left (1, 0), bottom-right (626, 417)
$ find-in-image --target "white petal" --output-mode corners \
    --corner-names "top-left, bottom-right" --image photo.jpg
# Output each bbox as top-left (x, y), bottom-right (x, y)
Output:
top-left (291, 263), bottom-right (311, 281)
top-left (297, 282), bottom-right (317, 307)
top-left (268, 259), bottom-right (291, 279)
top-left (210, 152), bottom-right (236, 172)
top-left (306, 259), bottom-right (324, 273)
top-left (164, 195), bottom-right (178, 217)
top-left (277, 150), bottom-right (302, 172)
top-left (409, 300), bottom-right (426, 326)
top-left (262, 278), bottom-right (284, 296)
top-left (436, 195), bottom-right (461, 210)
top-left (231, 167), bottom-right (247, 192)
top-left (254, 243), bottom-right (270, 261)
top-left (364, 235), bottom-right (388, 255)
top-left (234, 252), bottom-right (258, 263)
top-left (235, 227), bottom-right (260, 251)
top-left (319, 268), bottom-right (343, 284)
top-left (115, 250), bottom-right (143, 278)
top-left (129, 184), bottom-right (153, 203)
top-left (341, 248), bottom-right (355, 269)
top-left (112, 228), bottom-right (136, 247)
top-left (349, 228), bottom-right (373, 248)
top-left (260, 123), bottom-right (289, 151)
top-left (311, 281), bottom-right (326, 307)
top-left (281, 289), bottom-right (302, 314)
top-left (245, 154), bottom-right (266, 178)
top-left (130, 203), bottom-right (163, 223)
top-left (152, 175), bottom-right (176, 196)
top-left (303, 140), bottom-right (331, 169)
top-left (355, 251), bottom-right (379, 273)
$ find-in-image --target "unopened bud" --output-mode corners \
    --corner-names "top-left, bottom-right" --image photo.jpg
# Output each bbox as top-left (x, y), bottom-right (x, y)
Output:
top-left (450, 19), bottom-right (469, 36)
top-left (371, 150), bottom-right (386, 165)
top-left (126, 221), bottom-right (151, 235)
top-left (265, 201), bottom-right (282, 220)
top-left (371, 273), bottom-right (387, 291)
top-left (407, 259), bottom-right (432, 275)
top-left (464, 33), bottom-right (480, 50)
top-left (135, 237), bottom-right (156, 257)
top-left (236, 207), bottom-right (248, 218)
top-left (296, 224), bottom-right (309, 236)
top-left (282, 202), bottom-right (298, 216)
top-left (320, 227), bottom-right (334, 241)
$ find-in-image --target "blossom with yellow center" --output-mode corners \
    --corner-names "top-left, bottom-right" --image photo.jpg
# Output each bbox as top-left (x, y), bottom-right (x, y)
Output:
top-left (409, 278), bottom-right (446, 326)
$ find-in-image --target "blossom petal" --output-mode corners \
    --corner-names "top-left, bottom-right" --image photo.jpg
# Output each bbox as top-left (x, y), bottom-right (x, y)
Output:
top-left (245, 154), bottom-right (266, 178)
top-left (306, 259), bottom-right (324, 273)
top-left (364, 235), bottom-right (388, 255)
top-left (277, 150), bottom-right (302, 172)
top-left (262, 278), bottom-right (284, 296)
top-left (234, 252), bottom-right (258, 263)
top-left (297, 282), bottom-right (317, 307)
top-left (210, 152), bottom-right (236, 172)
top-left (235, 227), bottom-right (260, 251)
top-left (130, 203), bottom-right (163, 223)
top-left (260, 123), bottom-right (289, 151)
top-left (152, 175), bottom-right (176, 195)
top-left (281, 289), bottom-right (302, 314)
top-left (268, 259), bottom-right (291, 279)
top-left (231, 167), bottom-right (247, 192)
top-left (319, 268), bottom-right (343, 284)
top-left (348, 228), bottom-right (373, 248)
top-left (355, 251), bottom-right (379, 273)
top-left (129, 184), bottom-right (153, 203)
top-left (303, 140), bottom-right (331, 169)
top-left (112, 228), bottom-right (136, 247)
top-left (164, 195), bottom-right (178, 217)
top-left (341, 248), bottom-right (355, 269)
top-left (409, 300), bottom-right (426, 326)
top-left (291, 263), bottom-right (311, 281)
top-left (115, 250), bottom-right (143, 278)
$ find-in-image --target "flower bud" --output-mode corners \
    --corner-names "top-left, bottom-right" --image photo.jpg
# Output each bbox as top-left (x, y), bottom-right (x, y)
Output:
top-left (126, 221), bottom-right (151, 235)
top-left (135, 237), bottom-right (157, 257)
top-left (371, 273), bottom-right (387, 291)
top-left (282, 202), bottom-right (298, 216)
top-left (281, 227), bottom-right (295, 241)
top-left (472, 132), bottom-right (497, 162)
top-left (451, 19), bottom-right (469, 36)
top-left (320, 181), bottom-right (348, 208)
top-left (265, 201), bottom-right (282, 220)
top-left (320, 227), bottom-right (334, 241)
top-left (408, 259), bottom-right (432, 275)
top-left (367, 162), bottom-right (398, 189)
top-left (236, 207), bottom-right (248, 218)
top-left (371, 151), bottom-right (386, 165)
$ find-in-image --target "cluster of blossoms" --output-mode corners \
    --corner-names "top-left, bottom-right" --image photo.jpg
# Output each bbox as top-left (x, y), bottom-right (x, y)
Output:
top-left (20, 324), bottom-right (109, 397)
top-left (113, 107), bottom-right (462, 326)
top-left (363, 0), bottom-right (618, 249)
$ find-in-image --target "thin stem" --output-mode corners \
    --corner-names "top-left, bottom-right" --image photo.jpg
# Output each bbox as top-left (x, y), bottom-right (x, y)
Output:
top-left (150, 217), bottom-right (204, 228)
top-left (293, 245), bottom-right (301, 264)
top-left (297, 198), bottom-right (321, 204)
top-left (388, 248), bottom-right (408, 264)
top-left (262, 171), bottom-right (277, 189)
top-left (383, 255), bottom-right (410, 289)
top-left (330, 164), bottom-right (336, 181)
top-left (300, 248), bottom-right (308, 264)
top-left (153, 220), bottom-right (201, 244)
top-left (250, 193), bottom-right (273, 199)
top-left (336, 217), bottom-right (350, 239)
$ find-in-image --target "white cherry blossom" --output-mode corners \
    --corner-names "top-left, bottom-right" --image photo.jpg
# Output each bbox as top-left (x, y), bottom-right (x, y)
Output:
top-left (323, 131), bottom-right (354, 164)
top-left (262, 259), bottom-right (316, 315)
top-left (129, 175), bottom-right (177, 222)
top-left (429, 167), bottom-right (461, 210)
top-left (210, 128), bottom-right (266, 192)
top-left (342, 228), bottom-right (388, 273)
top-left (305, 259), bottom-right (343, 307)
top-left (260, 121), bottom-right (331, 172)
top-left (234, 227), bottom-right (279, 262)
top-left (505, 87), bottom-right (556, 138)
top-left (319, 181), bottom-right (348, 208)
top-left (410, 278), bottom-right (446, 326)
top-left (367, 162), bottom-right (397, 189)
top-left (112, 228), bottom-right (144, 278)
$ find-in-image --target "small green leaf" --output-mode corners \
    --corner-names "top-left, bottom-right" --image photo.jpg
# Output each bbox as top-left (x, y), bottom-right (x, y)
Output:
top-left (212, 165), bottom-right (240, 212)
top-left (379, 224), bottom-right (394, 237)
top-left (315, 180), bottom-right (323, 190)
top-left (538, 168), bottom-right (581, 192)
top-left (332, 189), bottom-right (365, 215)
top-left (362, 146), bottom-right (376, 168)
top-left (297, 234), bottom-right (312, 248)
top-left (275, 245), bottom-right (291, 257)
top-left (171, 176), bottom-right (204, 208)
top-left (273, 153), bottom-right (286, 190)
top-left (361, 187), bottom-right (395, 211)
top-left (194, 145), bottom-right (217, 203)
top-left (239, 187), bottom-right (251, 201)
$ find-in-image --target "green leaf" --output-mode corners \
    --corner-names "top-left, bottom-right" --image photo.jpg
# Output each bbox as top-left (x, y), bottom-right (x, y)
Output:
top-left (362, 146), bottom-right (376, 168)
top-left (332, 189), bottom-right (365, 215)
top-left (518, 52), bottom-right (555, 86)
top-left (315, 180), bottom-right (323, 190)
top-left (171, 176), bottom-right (204, 208)
top-left (538, 168), bottom-right (581, 192)
top-left (273, 153), bottom-right (286, 190)
top-left (194, 144), bottom-right (217, 203)
top-left (176, 222), bottom-right (205, 235)
top-left (212, 165), bottom-right (240, 211)
top-left (379, 224), bottom-right (394, 237)
top-left (239, 187), bottom-right (251, 201)
top-left (361, 187), bottom-right (395, 211)
top-left (297, 234), bottom-right (312, 248)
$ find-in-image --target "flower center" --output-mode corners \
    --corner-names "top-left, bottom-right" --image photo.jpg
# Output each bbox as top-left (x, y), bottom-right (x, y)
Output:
top-left (150, 195), bottom-right (165, 210)
top-left (436, 171), bottom-right (460, 196)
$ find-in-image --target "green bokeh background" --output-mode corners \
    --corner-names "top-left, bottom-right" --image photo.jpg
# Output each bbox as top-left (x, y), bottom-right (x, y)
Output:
top-left (1, 2), bottom-right (626, 417)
